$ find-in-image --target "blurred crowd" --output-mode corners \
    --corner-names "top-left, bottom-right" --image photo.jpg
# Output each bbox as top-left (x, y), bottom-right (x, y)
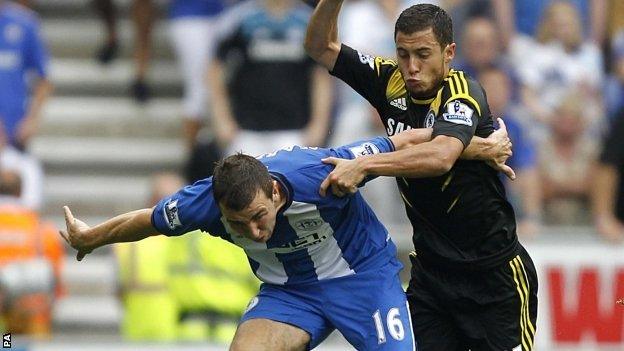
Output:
top-left (1, 0), bottom-right (624, 343)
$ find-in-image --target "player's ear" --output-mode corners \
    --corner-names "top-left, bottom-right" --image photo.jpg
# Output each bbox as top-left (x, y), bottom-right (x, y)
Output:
top-left (272, 180), bottom-right (280, 199)
top-left (444, 43), bottom-right (456, 63)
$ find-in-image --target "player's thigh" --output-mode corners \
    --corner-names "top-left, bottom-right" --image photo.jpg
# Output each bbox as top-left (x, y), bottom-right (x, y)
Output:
top-left (328, 261), bottom-right (416, 350)
top-left (230, 318), bottom-right (309, 351)
top-left (407, 284), bottom-right (462, 351)
top-left (240, 283), bottom-right (333, 349)
top-left (407, 256), bottom-right (461, 351)
top-left (470, 250), bottom-right (538, 351)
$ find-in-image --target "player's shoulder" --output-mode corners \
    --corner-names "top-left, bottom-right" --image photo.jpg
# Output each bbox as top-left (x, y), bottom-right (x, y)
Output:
top-left (441, 69), bottom-right (487, 116)
top-left (258, 145), bottom-right (328, 174)
top-left (353, 49), bottom-right (405, 103)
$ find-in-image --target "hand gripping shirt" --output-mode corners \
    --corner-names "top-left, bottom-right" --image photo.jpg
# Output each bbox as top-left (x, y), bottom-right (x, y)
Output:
top-left (330, 44), bottom-right (519, 270)
top-left (152, 137), bottom-right (401, 285)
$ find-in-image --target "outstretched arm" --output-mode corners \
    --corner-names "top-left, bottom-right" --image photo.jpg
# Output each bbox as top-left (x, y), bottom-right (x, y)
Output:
top-left (320, 118), bottom-right (514, 196)
top-left (304, 0), bottom-right (344, 70)
top-left (59, 206), bottom-right (158, 261)
top-left (374, 118), bottom-right (515, 176)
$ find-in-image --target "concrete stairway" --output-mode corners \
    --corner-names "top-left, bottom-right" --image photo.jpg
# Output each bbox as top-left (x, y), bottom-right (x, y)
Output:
top-left (27, 0), bottom-right (185, 333)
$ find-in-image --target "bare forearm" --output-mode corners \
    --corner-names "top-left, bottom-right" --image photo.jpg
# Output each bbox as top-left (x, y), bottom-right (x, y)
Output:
top-left (389, 128), bottom-right (432, 150)
top-left (392, 130), bottom-right (492, 160)
top-left (590, 0), bottom-right (607, 45)
top-left (491, 0), bottom-right (514, 49)
top-left (592, 164), bottom-right (619, 218)
top-left (304, 0), bottom-right (343, 67)
top-left (87, 209), bottom-right (157, 249)
top-left (208, 62), bottom-right (236, 126)
top-left (308, 66), bottom-right (333, 132)
top-left (361, 136), bottom-right (463, 178)
top-left (516, 168), bottom-right (542, 218)
top-left (461, 136), bottom-right (494, 160)
top-left (26, 79), bottom-right (53, 122)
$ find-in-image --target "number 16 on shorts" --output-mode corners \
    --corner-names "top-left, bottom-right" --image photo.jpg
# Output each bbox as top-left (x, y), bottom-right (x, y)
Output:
top-left (371, 302), bottom-right (416, 350)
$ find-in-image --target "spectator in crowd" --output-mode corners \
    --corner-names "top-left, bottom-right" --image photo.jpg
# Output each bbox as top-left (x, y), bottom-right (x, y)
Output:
top-left (453, 17), bottom-right (510, 79)
top-left (168, 0), bottom-right (231, 149)
top-left (168, 228), bottom-right (259, 343)
top-left (510, 0), bottom-right (604, 139)
top-left (607, 0), bottom-right (624, 42)
top-left (0, 0), bottom-right (53, 151)
top-left (115, 172), bottom-right (181, 341)
top-left (0, 122), bottom-right (43, 211)
top-left (495, 0), bottom-right (606, 48)
top-left (209, 0), bottom-right (332, 157)
top-left (479, 67), bottom-right (542, 238)
top-left (605, 29), bottom-right (624, 121)
top-left (0, 170), bottom-right (64, 336)
top-left (92, 0), bottom-right (154, 102)
top-left (538, 90), bottom-right (597, 225)
top-left (592, 112), bottom-right (624, 243)
top-left (330, 0), bottom-right (426, 227)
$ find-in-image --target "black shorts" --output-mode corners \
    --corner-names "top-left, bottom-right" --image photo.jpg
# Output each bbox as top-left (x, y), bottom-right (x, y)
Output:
top-left (406, 245), bottom-right (538, 351)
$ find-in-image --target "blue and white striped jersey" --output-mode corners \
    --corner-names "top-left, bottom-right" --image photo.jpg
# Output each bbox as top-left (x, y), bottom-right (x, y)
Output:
top-left (152, 136), bottom-right (398, 285)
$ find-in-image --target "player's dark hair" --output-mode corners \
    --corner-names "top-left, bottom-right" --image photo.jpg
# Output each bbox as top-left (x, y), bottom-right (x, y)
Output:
top-left (395, 3), bottom-right (453, 48)
top-left (213, 153), bottom-right (273, 211)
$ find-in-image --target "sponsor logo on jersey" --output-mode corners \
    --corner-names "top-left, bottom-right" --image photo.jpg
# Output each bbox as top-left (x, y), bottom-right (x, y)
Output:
top-left (425, 109), bottom-right (436, 128)
top-left (358, 51), bottom-right (375, 70)
top-left (349, 142), bottom-right (381, 158)
top-left (390, 97), bottom-right (407, 110)
top-left (386, 118), bottom-right (413, 136)
top-left (164, 199), bottom-right (182, 230)
top-left (294, 218), bottom-right (324, 231)
top-left (276, 232), bottom-right (329, 251)
top-left (442, 100), bottom-right (474, 126)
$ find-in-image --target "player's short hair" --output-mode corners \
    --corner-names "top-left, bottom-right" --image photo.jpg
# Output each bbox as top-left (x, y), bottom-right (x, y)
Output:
top-left (213, 153), bottom-right (273, 211)
top-left (395, 3), bottom-right (453, 48)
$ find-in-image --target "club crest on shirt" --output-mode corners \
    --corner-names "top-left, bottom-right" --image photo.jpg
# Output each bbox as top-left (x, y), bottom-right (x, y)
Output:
top-left (425, 109), bottom-right (436, 128)
top-left (442, 100), bottom-right (474, 126)
top-left (163, 199), bottom-right (182, 230)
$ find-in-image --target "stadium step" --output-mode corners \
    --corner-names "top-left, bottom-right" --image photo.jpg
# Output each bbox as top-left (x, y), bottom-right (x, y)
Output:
top-left (33, 0), bottom-right (146, 19)
top-left (40, 97), bottom-right (183, 138)
top-left (31, 136), bottom-right (184, 170)
top-left (42, 174), bottom-right (152, 218)
top-left (32, 0), bottom-right (182, 336)
top-left (50, 58), bottom-right (182, 98)
top-left (43, 19), bottom-right (174, 60)
top-left (61, 255), bottom-right (118, 295)
top-left (53, 296), bottom-right (121, 331)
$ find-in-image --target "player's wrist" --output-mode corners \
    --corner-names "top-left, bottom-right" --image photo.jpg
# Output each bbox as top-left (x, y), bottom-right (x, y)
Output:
top-left (358, 156), bottom-right (373, 176)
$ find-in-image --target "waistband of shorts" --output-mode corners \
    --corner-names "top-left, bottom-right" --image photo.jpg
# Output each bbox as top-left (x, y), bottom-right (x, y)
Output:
top-left (410, 239), bottom-right (520, 272)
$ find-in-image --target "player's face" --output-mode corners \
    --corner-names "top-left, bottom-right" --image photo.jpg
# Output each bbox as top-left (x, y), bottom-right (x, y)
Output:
top-left (395, 28), bottom-right (455, 98)
top-left (220, 186), bottom-right (280, 243)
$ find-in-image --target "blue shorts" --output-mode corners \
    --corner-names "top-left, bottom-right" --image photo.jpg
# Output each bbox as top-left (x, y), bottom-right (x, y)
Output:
top-left (240, 260), bottom-right (416, 350)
